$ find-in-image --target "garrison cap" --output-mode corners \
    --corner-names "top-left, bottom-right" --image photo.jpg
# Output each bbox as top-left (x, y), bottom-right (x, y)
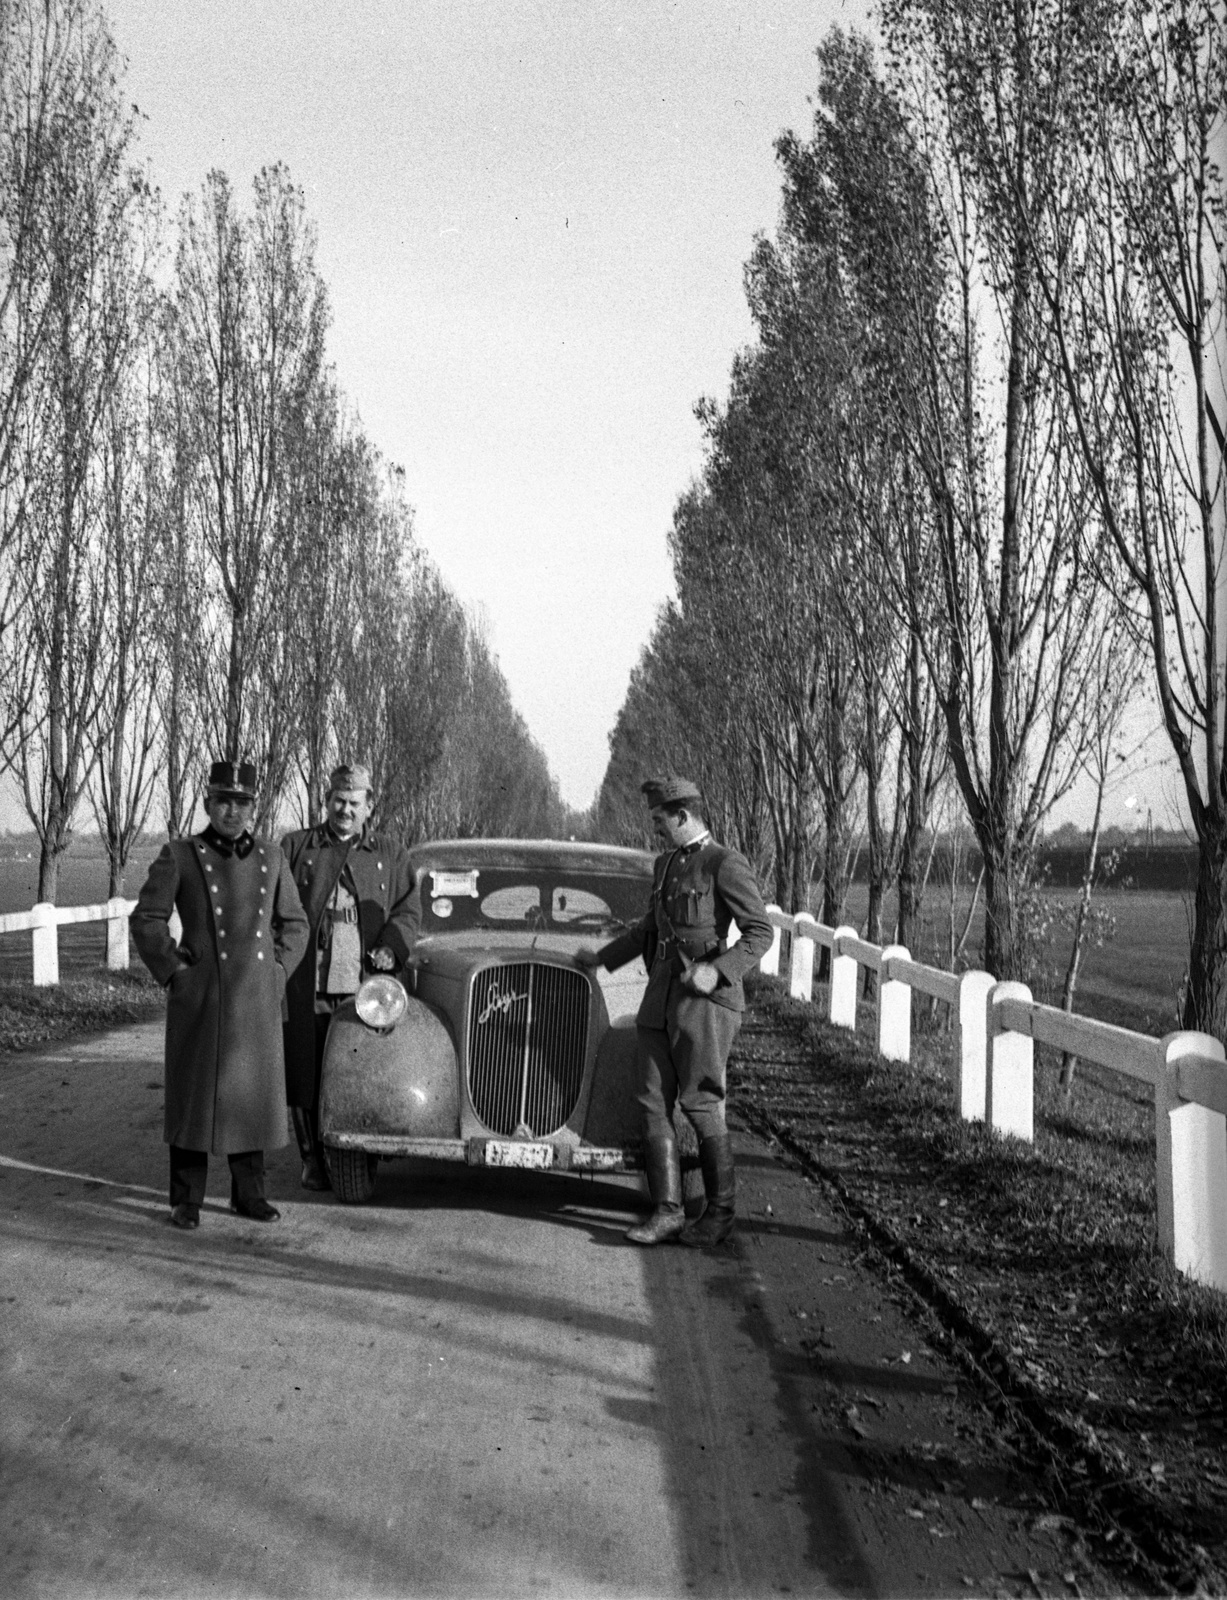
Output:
top-left (329, 762), bottom-right (373, 793)
top-left (206, 759), bottom-right (257, 800)
top-left (641, 775), bottom-right (702, 809)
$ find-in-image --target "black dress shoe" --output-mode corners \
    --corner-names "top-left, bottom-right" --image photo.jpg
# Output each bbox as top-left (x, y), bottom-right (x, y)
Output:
top-left (170, 1203), bottom-right (200, 1230)
top-left (229, 1197), bottom-right (280, 1223)
top-left (300, 1158), bottom-right (330, 1192)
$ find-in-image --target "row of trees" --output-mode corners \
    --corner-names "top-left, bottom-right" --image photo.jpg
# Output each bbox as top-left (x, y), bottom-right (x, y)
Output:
top-left (0, 0), bottom-right (566, 900)
top-left (598, 0), bottom-right (1225, 1029)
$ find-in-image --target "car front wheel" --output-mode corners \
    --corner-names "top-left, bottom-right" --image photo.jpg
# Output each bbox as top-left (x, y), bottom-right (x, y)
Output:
top-left (325, 1145), bottom-right (379, 1204)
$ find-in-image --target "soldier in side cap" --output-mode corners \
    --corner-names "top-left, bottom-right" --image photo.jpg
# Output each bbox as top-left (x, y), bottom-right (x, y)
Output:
top-left (280, 763), bottom-right (420, 1189)
top-left (577, 777), bottom-right (772, 1246)
top-left (132, 761), bottom-right (310, 1229)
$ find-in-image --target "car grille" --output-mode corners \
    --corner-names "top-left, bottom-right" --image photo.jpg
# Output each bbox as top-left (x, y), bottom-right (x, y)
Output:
top-left (466, 962), bottom-right (590, 1137)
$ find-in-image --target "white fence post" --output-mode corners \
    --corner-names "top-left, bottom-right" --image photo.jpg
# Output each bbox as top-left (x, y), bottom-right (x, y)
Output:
top-left (30, 902), bottom-right (59, 987)
top-left (957, 971), bottom-right (996, 1122)
top-left (760, 907), bottom-right (783, 977)
top-left (987, 981), bottom-right (1034, 1142)
top-left (1156, 1032), bottom-right (1227, 1290)
top-left (877, 945), bottom-right (911, 1062)
top-left (829, 925), bottom-right (859, 1030)
top-left (105, 897), bottom-right (130, 971)
top-left (789, 912), bottom-right (817, 1001)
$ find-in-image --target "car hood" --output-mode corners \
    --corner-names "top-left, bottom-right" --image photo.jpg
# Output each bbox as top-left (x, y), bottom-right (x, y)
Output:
top-left (412, 929), bottom-right (601, 978)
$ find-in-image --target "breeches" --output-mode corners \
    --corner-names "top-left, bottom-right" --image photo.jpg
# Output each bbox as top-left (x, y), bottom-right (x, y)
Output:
top-left (636, 991), bottom-right (742, 1143)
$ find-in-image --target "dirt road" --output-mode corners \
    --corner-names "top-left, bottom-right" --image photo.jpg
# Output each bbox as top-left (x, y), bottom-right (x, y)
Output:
top-left (1, 1019), bottom-right (1129, 1597)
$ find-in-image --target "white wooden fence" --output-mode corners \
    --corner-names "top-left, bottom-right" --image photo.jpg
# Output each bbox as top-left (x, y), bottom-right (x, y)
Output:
top-left (0, 898), bottom-right (139, 986)
top-left (758, 906), bottom-right (1227, 1294)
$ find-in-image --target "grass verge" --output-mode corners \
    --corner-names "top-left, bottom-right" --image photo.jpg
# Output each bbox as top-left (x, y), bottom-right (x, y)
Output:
top-left (0, 968), bottom-right (163, 1056)
top-left (735, 971), bottom-right (1227, 1594)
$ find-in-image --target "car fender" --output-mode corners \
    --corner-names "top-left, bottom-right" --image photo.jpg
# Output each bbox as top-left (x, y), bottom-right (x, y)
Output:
top-left (320, 995), bottom-right (460, 1139)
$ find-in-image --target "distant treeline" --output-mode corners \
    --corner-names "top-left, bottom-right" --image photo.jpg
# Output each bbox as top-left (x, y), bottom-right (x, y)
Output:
top-left (847, 839), bottom-right (1196, 894)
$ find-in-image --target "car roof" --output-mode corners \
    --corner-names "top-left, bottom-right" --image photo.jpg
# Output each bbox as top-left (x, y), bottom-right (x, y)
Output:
top-left (409, 837), bottom-right (654, 877)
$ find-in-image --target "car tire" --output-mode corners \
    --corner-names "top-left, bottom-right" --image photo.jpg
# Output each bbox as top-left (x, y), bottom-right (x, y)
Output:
top-left (325, 1145), bottom-right (379, 1204)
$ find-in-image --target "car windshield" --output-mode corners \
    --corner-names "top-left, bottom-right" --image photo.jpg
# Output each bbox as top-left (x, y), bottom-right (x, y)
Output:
top-left (419, 866), bottom-right (647, 934)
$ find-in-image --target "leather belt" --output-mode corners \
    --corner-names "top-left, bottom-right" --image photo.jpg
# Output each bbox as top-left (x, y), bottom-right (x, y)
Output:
top-left (325, 906), bottom-right (359, 925)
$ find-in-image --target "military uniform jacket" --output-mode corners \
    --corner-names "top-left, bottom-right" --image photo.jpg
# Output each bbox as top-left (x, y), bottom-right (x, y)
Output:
top-left (598, 838), bottom-right (772, 1028)
top-left (280, 824), bottom-right (421, 1106)
top-left (131, 834), bottom-right (310, 1155)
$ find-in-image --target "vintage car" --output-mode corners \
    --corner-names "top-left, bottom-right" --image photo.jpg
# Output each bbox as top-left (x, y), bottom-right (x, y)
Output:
top-left (318, 837), bottom-right (660, 1203)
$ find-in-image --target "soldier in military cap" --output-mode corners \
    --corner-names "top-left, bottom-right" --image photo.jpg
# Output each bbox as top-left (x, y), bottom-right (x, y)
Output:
top-left (577, 777), bottom-right (771, 1246)
top-left (280, 763), bottom-right (420, 1189)
top-left (132, 761), bottom-right (310, 1229)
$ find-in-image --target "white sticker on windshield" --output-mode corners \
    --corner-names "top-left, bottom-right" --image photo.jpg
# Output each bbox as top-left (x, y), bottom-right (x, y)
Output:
top-left (430, 870), bottom-right (479, 898)
top-left (433, 898), bottom-right (453, 918)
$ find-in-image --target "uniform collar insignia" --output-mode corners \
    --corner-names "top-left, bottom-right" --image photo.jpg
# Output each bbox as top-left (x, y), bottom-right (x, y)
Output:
top-left (201, 825), bottom-right (254, 859)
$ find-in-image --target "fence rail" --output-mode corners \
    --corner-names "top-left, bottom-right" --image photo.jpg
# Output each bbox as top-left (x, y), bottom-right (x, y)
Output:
top-left (0, 898), bottom-right (139, 986)
top-left (758, 906), bottom-right (1227, 1294)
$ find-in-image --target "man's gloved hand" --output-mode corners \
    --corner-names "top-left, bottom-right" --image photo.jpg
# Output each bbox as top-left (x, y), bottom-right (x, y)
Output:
top-left (369, 946), bottom-right (395, 972)
top-left (685, 961), bottom-right (720, 996)
top-left (574, 947), bottom-right (603, 970)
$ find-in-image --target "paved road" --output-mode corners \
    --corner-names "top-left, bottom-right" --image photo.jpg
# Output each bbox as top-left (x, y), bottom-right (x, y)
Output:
top-left (1, 1021), bottom-right (1118, 1598)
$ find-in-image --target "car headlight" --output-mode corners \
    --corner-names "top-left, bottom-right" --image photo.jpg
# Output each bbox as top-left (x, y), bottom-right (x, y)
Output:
top-left (355, 975), bottom-right (408, 1030)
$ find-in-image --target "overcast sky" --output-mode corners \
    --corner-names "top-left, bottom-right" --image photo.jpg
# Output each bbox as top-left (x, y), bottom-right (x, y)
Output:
top-left (96, 0), bottom-right (874, 811)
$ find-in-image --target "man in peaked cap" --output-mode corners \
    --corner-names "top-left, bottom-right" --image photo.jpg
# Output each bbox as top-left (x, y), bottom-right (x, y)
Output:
top-left (280, 762), bottom-right (420, 1190)
top-left (577, 776), bottom-right (772, 1246)
top-left (132, 760), bottom-right (310, 1229)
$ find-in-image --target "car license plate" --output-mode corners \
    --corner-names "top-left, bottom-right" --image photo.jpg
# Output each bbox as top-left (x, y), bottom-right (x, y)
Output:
top-left (484, 1139), bottom-right (554, 1170)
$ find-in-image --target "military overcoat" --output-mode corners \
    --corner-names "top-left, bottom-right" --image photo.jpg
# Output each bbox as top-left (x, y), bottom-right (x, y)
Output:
top-left (132, 835), bottom-right (310, 1155)
top-left (280, 825), bottom-right (420, 1106)
top-left (598, 838), bottom-right (772, 1027)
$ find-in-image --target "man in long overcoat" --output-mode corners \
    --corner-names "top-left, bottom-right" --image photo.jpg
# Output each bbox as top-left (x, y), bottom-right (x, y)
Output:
top-left (281, 763), bottom-right (420, 1189)
top-left (578, 777), bottom-right (772, 1247)
top-left (132, 761), bottom-right (310, 1229)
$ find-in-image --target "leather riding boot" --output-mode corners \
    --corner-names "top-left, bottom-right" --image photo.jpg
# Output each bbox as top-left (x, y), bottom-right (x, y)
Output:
top-left (680, 1134), bottom-right (736, 1247)
top-left (626, 1137), bottom-right (686, 1245)
top-left (292, 1106), bottom-right (330, 1191)
top-left (291, 1107), bottom-right (313, 1162)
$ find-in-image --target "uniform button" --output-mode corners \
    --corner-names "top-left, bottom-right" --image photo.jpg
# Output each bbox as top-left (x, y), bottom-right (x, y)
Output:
top-left (219, 930), bottom-right (226, 938)
top-left (220, 952), bottom-right (228, 960)
top-left (377, 862), bottom-right (383, 870)
top-left (261, 865), bottom-right (267, 874)
top-left (205, 865), bottom-right (213, 874)
top-left (256, 931), bottom-right (262, 939)
top-left (257, 952), bottom-right (264, 960)
top-left (260, 888), bottom-right (266, 896)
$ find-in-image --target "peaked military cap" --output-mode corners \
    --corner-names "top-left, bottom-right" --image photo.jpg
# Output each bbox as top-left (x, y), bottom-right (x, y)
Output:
top-left (641, 775), bottom-right (702, 809)
top-left (206, 759), bottom-right (257, 799)
top-left (329, 762), bottom-right (373, 793)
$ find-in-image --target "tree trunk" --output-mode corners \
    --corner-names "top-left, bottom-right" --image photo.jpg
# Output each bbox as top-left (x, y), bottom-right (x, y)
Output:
top-left (1059, 792), bottom-right (1105, 1098)
top-left (895, 631), bottom-right (926, 951)
top-left (1183, 822), bottom-right (1227, 1034)
top-left (982, 842), bottom-right (1023, 981)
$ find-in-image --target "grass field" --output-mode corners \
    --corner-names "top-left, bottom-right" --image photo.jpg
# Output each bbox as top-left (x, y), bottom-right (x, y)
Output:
top-left (841, 885), bottom-right (1190, 1038)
